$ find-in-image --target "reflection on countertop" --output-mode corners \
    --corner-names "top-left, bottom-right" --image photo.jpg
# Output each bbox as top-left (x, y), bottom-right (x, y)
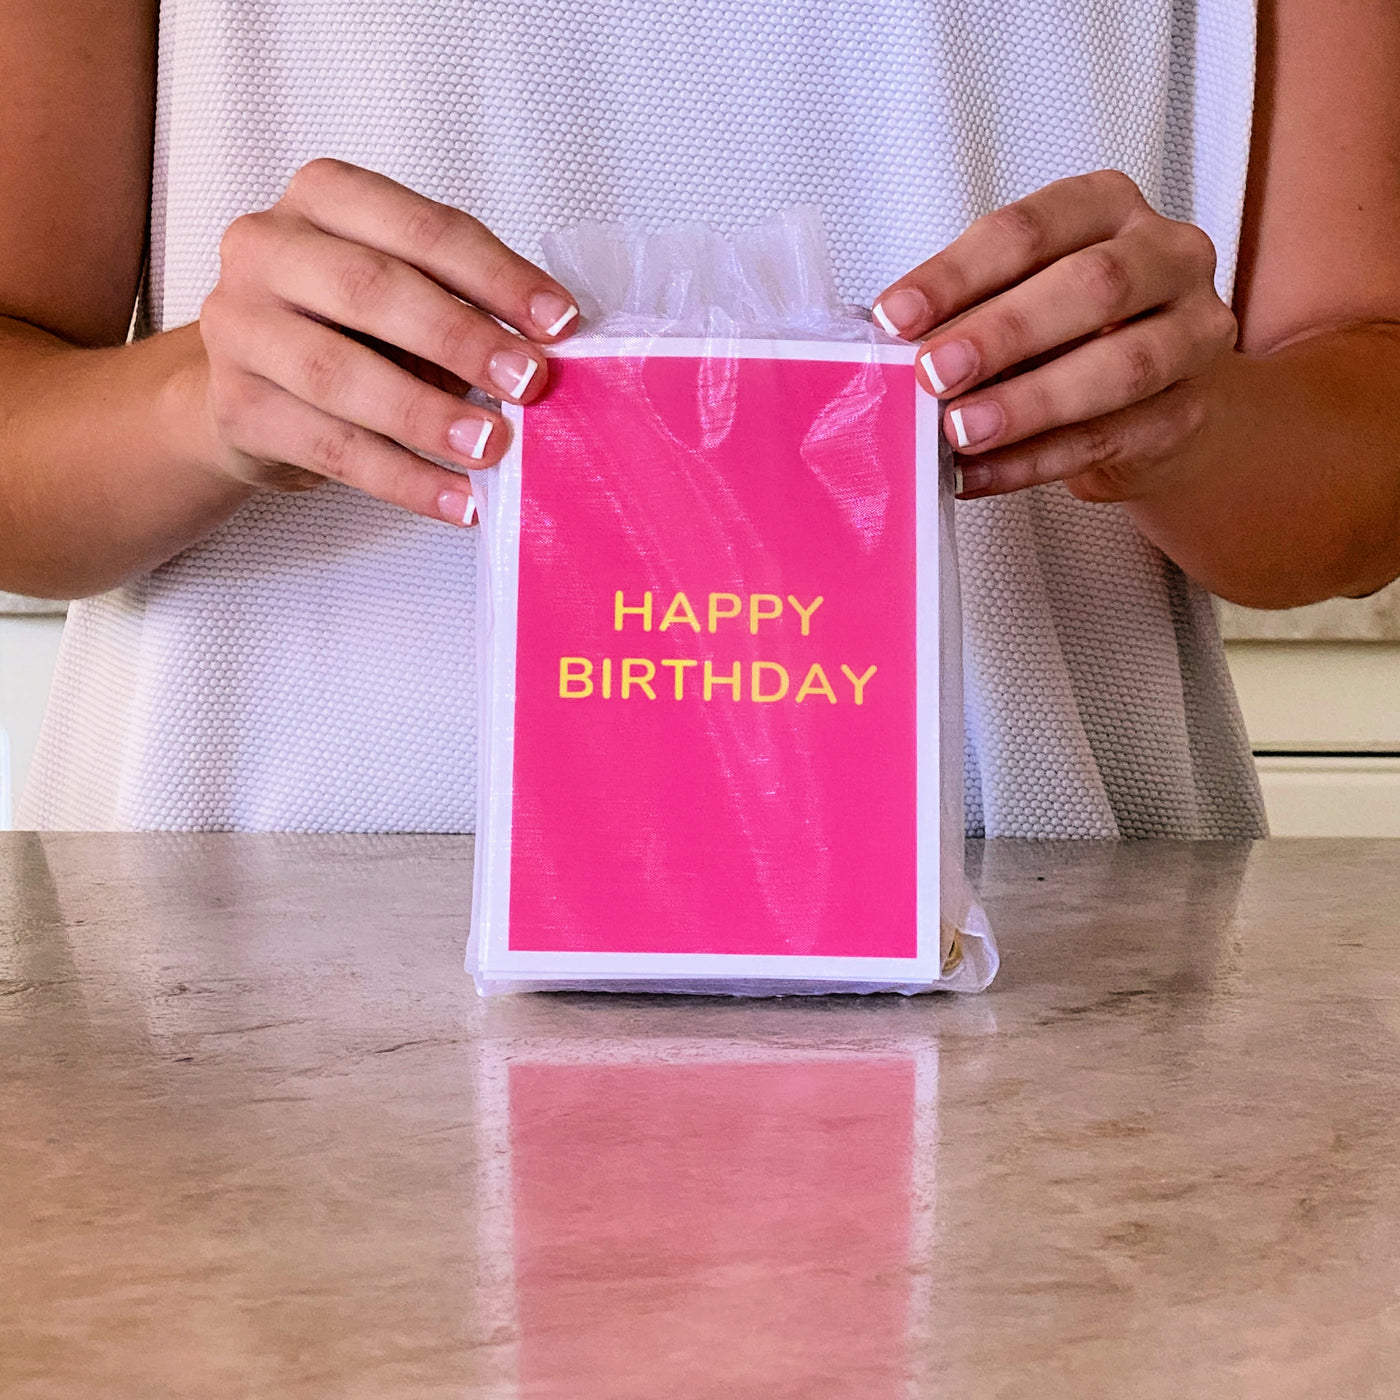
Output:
top-left (2, 834), bottom-right (1399, 1398)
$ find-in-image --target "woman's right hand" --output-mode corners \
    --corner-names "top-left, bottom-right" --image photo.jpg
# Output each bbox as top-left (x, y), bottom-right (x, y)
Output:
top-left (197, 158), bottom-right (580, 527)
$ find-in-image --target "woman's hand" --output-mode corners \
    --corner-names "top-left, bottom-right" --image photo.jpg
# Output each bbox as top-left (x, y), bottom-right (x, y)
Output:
top-left (198, 158), bottom-right (580, 527)
top-left (873, 170), bottom-right (1238, 503)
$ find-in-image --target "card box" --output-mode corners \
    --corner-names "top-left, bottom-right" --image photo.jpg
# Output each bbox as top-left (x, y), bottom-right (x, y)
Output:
top-left (469, 339), bottom-right (947, 992)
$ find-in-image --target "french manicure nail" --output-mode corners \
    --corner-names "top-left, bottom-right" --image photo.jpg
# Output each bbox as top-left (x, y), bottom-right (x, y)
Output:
top-left (920, 340), bottom-right (977, 395)
top-left (872, 287), bottom-right (930, 338)
top-left (531, 291), bottom-right (579, 338)
top-left (448, 416), bottom-right (494, 461)
top-left (947, 402), bottom-right (1001, 449)
top-left (489, 349), bottom-right (539, 400)
top-left (872, 302), bottom-right (900, 336)
top-left (437, 489), bottom-right (477, 527)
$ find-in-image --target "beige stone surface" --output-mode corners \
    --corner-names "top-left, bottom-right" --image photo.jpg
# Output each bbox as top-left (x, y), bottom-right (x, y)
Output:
top-left (1217, 577), bottom-right (1400, 640)
top-left (4, 833), bottom-right (1400, 1398)
top-left (0, 593), bottom-right (65, 617)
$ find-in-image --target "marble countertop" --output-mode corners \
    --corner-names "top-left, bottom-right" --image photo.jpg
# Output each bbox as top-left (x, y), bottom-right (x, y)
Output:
top-left (1217, 578), bottom-right (1400, 641)
top-left (3, 834), bottom-right (1400, 1399)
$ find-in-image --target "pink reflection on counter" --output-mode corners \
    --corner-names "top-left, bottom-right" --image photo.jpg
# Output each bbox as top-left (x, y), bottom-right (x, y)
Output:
top-left (488, 1050), bottom-right (931, 1398)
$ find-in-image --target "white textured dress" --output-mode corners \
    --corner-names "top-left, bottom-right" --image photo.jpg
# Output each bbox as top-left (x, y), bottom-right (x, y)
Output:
top-left (22, 0), bottom-right (1266, 837)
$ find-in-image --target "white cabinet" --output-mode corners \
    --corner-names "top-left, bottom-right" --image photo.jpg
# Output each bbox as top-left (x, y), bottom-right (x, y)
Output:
top-left (0, 614), bottom-right (66, 828)
top-left (1224, 641), bottom-right (1400, 836)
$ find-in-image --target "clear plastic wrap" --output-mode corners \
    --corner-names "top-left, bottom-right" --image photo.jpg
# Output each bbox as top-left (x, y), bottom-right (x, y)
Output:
top-left (468, 209), bottom-right (997, 995)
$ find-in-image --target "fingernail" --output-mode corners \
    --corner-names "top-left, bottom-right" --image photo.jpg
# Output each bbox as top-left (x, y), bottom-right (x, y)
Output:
top-left (448, 416), bottom-right (494, 461)
top-left (957, 464), bottom-right (992, 495)
top-left (488, 349), bottom-right (539, 401)
top-left (872, 287), bottom-right (929, 338)
top-left (437, 489), bottom-right (477, 527)
top-left (920, 340), bottom-right (978, 395)
top-left (530, 291), bottom-right (579, 338)
top-left (947, 402), bottom-right (1001, 448)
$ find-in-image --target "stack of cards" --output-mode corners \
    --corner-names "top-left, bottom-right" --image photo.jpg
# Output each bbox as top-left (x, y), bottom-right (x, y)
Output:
top-left (468, 338), bottom-right (962, 994)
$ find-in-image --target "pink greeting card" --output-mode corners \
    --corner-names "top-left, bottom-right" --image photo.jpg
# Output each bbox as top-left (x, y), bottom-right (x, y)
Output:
top-left (469, 340), bottom-right (944, 992)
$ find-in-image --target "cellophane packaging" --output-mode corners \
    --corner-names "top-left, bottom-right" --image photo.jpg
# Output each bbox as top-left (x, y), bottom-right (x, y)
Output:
top-left (468, 209), bottom-right (998, 995)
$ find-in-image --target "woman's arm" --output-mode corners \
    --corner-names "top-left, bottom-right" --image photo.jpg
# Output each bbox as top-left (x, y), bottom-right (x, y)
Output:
top-left (875, 0), bottom-right (1400, 610)
top-left (0, 0), bottom-right (245, 598)
top-left (1125, 0), bottom-right (1400, 606)
top-left (0, 2), bottom-right (579, 600)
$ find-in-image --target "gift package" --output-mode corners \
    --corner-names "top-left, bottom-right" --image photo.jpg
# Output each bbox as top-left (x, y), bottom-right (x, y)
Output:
top-left (467, 209), bottom-right (997, 994)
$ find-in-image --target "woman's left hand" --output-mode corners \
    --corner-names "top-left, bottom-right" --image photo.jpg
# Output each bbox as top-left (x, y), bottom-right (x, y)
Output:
top-left (873, 169), bottom-right (1238, 502)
